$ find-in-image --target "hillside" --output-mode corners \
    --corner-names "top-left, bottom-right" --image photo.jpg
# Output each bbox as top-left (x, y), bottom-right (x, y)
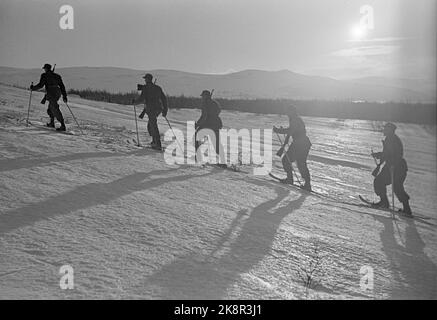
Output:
top-left (0, 67), bottom-right (434, 102)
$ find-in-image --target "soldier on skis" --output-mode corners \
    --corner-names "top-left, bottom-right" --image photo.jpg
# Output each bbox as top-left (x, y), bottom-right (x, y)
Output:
top-left (195, 90), bottom-right (226, 168)
top-left (30, 63), bottom-right (68, 131)
top-left (371, 122), bottom-right (411, 214)
top-left (273, 105), bottom-right (312, 191)
top-left (135, 73), bottom-right (168, 150)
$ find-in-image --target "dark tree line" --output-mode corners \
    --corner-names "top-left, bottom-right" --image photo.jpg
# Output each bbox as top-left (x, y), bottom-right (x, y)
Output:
top-left (67, 88), bottom-right (436, 124)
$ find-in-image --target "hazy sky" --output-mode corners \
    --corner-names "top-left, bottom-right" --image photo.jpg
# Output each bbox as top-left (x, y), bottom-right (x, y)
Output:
top-left (0, 0), bottom-right (435, 80)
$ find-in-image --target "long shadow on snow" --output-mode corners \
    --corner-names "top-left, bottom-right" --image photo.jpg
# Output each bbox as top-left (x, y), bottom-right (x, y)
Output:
top-left (0, 148), bottom-right (153, 172)
top-left (145, 183), bottom-right (307, 299)
top-left (374, 214), bottom-right (437, 299)
top-left (271, 139), bottom-right (371, 170)
top-left (0, 168), bottom-right (213, 234)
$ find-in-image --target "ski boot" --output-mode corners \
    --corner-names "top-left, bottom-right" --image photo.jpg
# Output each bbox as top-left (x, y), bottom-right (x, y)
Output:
top-left (372, 196), bottom-right (389, 209)
top-left (56, 123), bottom-right (66, 132)
top-left (399, 200), bottom-right (412, 215)
top-left (46, 119), bottom-right (55, 128)
top-left (300, 183), bottom-right (312, 192)
top-left (279, 177), bottom-right (294, 185)
top-left (151, 142), bottom-right (162, 151)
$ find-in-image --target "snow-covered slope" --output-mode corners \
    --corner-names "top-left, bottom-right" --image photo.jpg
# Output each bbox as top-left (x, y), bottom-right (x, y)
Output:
top-left (0, 84), bottom-right (436, 299)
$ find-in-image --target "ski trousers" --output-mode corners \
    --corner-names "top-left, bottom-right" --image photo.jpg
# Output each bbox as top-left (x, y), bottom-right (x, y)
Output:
top-left (146, 109), bottom-right (162, 146)
top-left (46, 99), bottom-right (65, 124)
top-left (374, 160), bottom-right (409, 203)
top-left (282, 136), bottom-right (311, 184)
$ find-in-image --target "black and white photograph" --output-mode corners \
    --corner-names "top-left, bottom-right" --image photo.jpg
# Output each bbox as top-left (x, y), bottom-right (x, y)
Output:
top-left (0, 0), bottom-right (436, 304)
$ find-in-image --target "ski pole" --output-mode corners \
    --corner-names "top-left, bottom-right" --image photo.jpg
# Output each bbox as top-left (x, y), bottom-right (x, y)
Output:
top-left (275, 131), bottom-right (302, 186)
top-left (390, 166), bottom-right (395, 213)
top-left (132, 100), bottom-right (140, 147)
top-left (26, 82), bottom-right (33, 126)
top-left (164, 116), bottom-right (184, 153)
top-left (65, 102), bottom-right (84, 134)
top-left (370, 148), bottom-right (381, 177)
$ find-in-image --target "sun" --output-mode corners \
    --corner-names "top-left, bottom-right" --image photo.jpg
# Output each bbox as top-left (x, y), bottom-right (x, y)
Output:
top-left (350, 25), bottom-right (367, 40)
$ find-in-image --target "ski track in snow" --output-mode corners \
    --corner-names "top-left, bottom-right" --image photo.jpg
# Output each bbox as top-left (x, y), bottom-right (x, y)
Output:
top-left (0, 84), bottom-right (436, 299)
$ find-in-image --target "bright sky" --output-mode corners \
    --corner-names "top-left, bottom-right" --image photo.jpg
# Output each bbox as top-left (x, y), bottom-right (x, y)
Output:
top-left (0, 0), bottom-right (435, 80)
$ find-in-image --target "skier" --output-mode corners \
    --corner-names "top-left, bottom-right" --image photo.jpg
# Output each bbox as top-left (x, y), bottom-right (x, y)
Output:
top-left (273, 105), bottom-right (312, 191)
top-left (135, 73), bottom-right (168, 150)
top-left (371, 122), bottom-right (411, 214)
top-left (30, 63), bottom-right (68, 131)
top-left (195, 90), bottom-right (226, 168)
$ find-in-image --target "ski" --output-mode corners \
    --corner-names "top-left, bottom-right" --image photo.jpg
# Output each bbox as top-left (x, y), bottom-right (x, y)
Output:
top-left (144, 145), bottom-right (165, 153)
top-left (268, 172), bottom-right (327, 197)
top-left (28, 121), bottom-right (76, 135)
top-left (358, 195), bottom-right (379, 206)
top-left (202, 163), bottom-right (249, 174)
top-left (358, 195), bottom-right (400, 213)
top-left (358, 195), bottom-right (430, 221)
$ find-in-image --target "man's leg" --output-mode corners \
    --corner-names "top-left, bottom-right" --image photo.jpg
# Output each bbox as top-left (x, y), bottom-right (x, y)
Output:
top-left (214, 129), bottom-right (227, 167)
top-left (194, 128), bottom-right (200, 151)
top-left (148, 111), bottom-right (161, 148)
top-left (46, 107), bottom-right (55, 127)
top-left (393, 165), bottom-right (411, 214)
top-left (281, 147), bottom-right (295, 184)
top-left (296, 146), bottom-right (311, 191)
top-left (373, 166), bottom-right (391, 207)
top-left (147, 121), bottom-right (155, 145)
top-left (48, 100), bottom-right (66, 130)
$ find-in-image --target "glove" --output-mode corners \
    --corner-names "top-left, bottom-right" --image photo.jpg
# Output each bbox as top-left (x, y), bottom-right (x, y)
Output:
top-left (63, 96), bottom-right (68, 103)
top-left (371, 152), bottom-right (382, 160)
top-left (276, 146), bottom-right (285, 157)
top-left (273, 126), bottom-right (284, 133)
top-left (139, 109), bottom-right (146, 119)
top-left (162, 109), bottom-right (168, 118)
top-left (371, 163), bottom-right (381, 177)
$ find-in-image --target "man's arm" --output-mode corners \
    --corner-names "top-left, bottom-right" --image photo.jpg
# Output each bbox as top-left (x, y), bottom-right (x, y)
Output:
top-left (160, 88), bottom-right (168, 117)
top-left (283, 133), bottom-right (291, 145)
top-left (31, 74), bottom-right (45, 91)
top-left (276, 132), bottom-right (291, 157)
top-left (134, 90), bottom-right (145, 105)
top-left (372, 140), bottom-right (387, 163)
top-left (273, 126), bottom-right (289, 135)
top-left (58, 75), bottom-right (68, 101)
top-left (196, 105), bottom-right (206, 129)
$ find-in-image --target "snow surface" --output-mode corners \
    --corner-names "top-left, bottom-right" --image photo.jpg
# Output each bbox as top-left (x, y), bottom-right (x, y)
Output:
top-left (0, 84), bottom-right (436, 299)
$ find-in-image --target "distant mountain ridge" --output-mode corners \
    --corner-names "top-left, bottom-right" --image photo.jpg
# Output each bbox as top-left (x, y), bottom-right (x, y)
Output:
top-left (0, 66), bottom-right (434, 102)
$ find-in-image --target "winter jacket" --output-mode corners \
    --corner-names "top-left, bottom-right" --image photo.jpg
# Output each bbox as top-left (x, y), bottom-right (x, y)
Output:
top-left (137, 83), bottom-right (168, 115)
top-left (196, 99), bottom-right (223, 131)
top-left (32, 71), bottom-right (67, 101)
top-left (375, 134), bottom-right (407, 169)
